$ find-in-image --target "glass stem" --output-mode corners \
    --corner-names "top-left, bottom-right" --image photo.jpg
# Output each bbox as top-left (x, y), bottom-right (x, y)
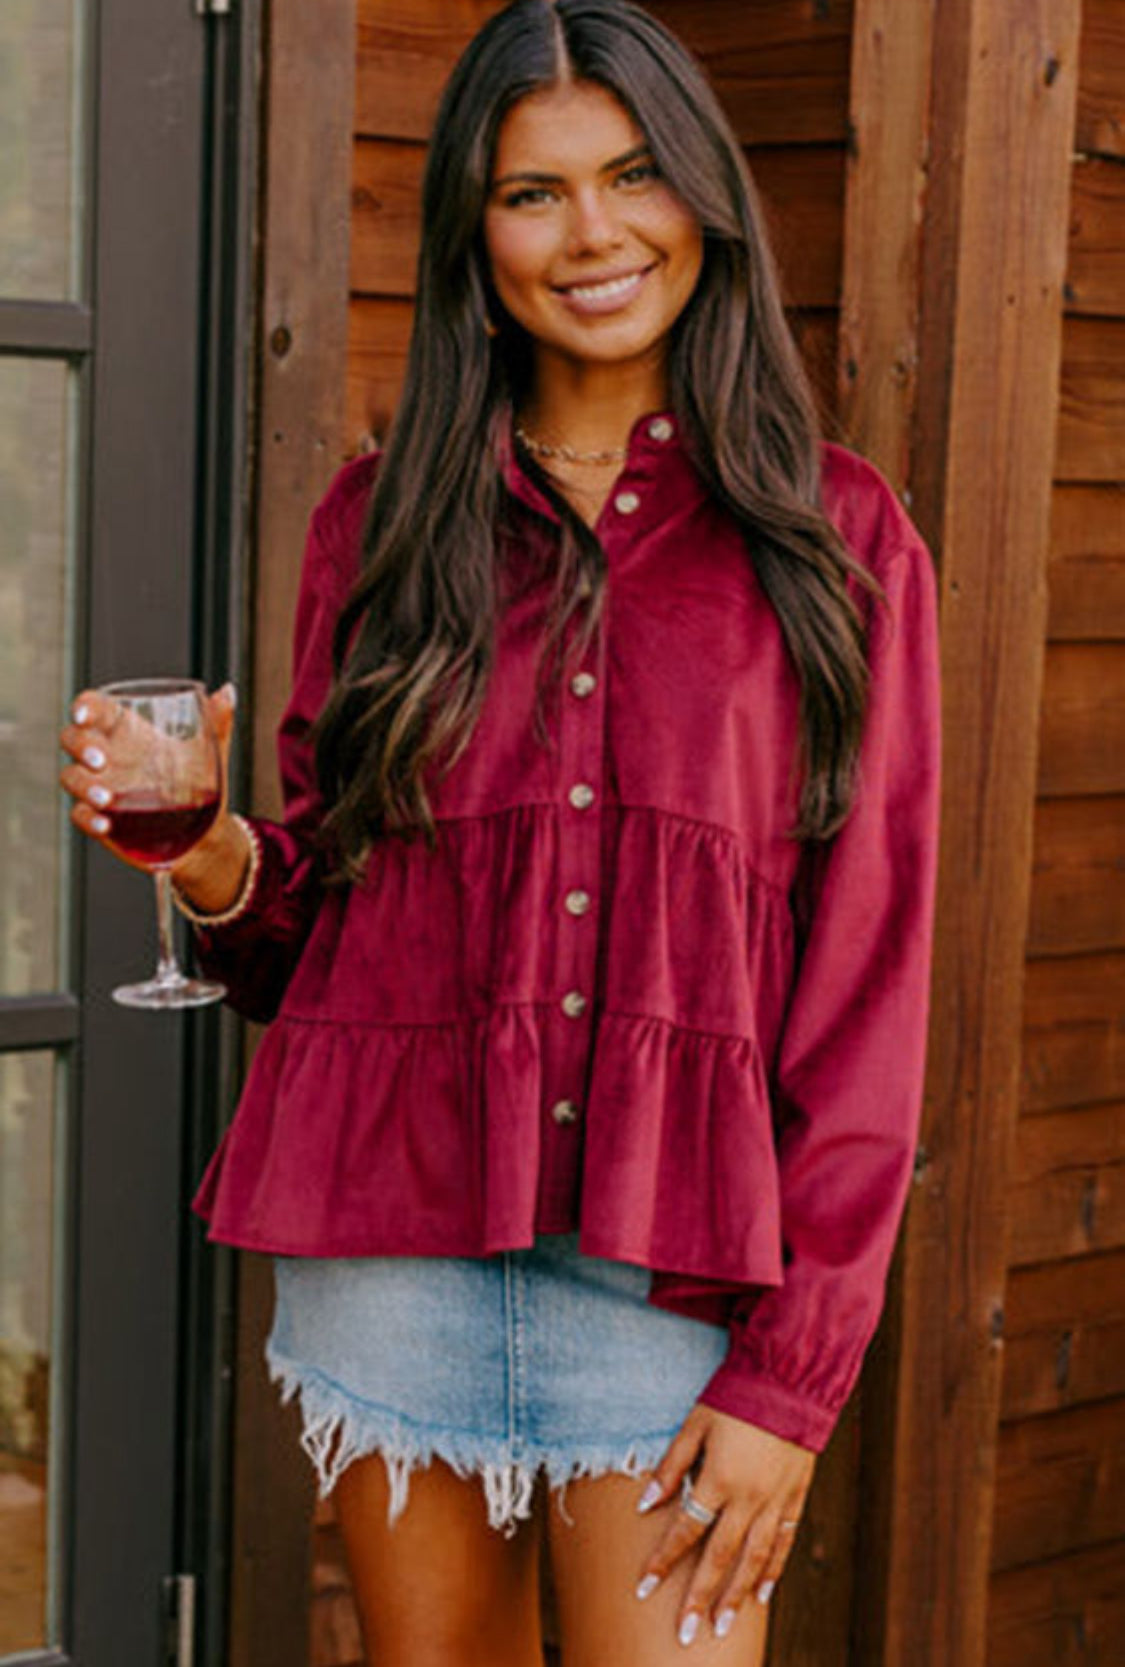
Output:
top-left (153, 870), bottom-right (183, 986)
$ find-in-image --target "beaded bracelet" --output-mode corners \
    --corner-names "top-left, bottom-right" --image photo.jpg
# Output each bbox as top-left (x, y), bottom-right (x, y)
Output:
top-left (171, 813), bottom-right (263, 929)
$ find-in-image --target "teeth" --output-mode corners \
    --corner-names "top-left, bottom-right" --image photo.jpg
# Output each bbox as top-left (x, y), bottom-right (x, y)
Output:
top-left (565, 272), bottom-right (644, 301)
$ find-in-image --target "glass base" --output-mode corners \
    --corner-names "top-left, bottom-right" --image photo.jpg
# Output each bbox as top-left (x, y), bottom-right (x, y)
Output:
top-left (113, 974), bottom-right (226, 1010)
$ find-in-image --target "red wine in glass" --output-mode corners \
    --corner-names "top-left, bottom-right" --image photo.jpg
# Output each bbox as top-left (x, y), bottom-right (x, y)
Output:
top-left (96, 678), bottom-right (228, 1009)
top-left (107, 792), bottom-right (222, 867)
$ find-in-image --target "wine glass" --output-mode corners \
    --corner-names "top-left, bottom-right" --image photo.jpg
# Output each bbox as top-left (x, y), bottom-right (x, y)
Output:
top-left (96, 678), bottom-right (227, 1009)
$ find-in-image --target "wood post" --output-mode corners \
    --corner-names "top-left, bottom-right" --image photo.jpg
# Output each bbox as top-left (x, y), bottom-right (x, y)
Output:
top-left (841, 1), bottom-right (1082, 1662)
top-left (229, 5), bottom-right (358, 1667)
top-left (838, 0), bottom-right (933, 487)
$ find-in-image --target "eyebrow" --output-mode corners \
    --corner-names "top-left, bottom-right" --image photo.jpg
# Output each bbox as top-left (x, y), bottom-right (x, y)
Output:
top-left (490, 142), bottom-right (653, 192)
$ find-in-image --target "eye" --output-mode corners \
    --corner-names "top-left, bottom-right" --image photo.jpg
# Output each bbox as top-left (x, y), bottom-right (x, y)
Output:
top-left (501, 185), bottom-right (559, 208)
top-left (616, 161), bottom-right (661, 188)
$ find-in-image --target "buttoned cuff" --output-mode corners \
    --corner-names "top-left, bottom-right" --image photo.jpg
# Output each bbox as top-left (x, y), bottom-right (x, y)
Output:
top-left (696, 1358), bottom-right (841, 1453)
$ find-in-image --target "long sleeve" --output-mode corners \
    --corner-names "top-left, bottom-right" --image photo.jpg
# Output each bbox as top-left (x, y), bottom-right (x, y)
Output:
top-left (191, 458), bottom-right (375, 1022)
top-left (696, 518), bottom-right (943, 1451)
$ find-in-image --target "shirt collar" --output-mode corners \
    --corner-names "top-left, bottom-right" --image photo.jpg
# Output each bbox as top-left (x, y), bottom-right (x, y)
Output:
top-left (496, 405), bottom-right (709, 528)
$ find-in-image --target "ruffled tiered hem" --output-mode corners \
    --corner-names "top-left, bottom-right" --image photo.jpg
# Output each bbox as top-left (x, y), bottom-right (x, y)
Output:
top-left (193, 798), bottom-right (801, 1335)
top-left (193, 997), bottom-right (788, 1295)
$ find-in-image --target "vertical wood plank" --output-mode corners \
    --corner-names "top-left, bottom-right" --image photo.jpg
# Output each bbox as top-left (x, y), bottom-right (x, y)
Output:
top-left (230, 4), bottom-right (358, 1667)
top-left (837, 0), bottom-right (933, 485)
top-left (846, 3), bottom-right (1083, 1665)
top-left (764, 1405), bottom-right (860, 1667)
top-left (835, 10), bottom-right (937, 1662)
top-left (252, 1), bottom-right (358, 810)
top-left (229, 1254), bottom-right (318, 1667)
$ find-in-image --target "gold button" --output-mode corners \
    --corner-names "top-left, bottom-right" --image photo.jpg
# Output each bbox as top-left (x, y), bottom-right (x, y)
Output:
top-left (614, 491), bottom-right (641, 515)
top-left (564, 888), bottom-right (591, 916)
top-left (570, 672), bottom-right (596, 697)
top-left (568, 783), bottom-right (595, 809)
top-left (648, 417), bottom-right (674, 442)
top-left (561, 990), bottom-right (587, 1018)
top-left (551, 1098), bottom-right (581, 1125)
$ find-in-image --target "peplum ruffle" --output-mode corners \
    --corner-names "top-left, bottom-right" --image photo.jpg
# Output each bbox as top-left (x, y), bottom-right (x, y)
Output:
top-left (193, 1003), bottom-right (547, 1254)
top-left (193, 1001), bottom-right (788, 1284)
top-left (193, 796), bottom-right (798, 1296)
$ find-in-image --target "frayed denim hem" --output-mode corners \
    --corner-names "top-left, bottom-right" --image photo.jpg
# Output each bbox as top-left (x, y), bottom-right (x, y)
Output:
top-left (266, 1348), bottom-right (671, 1539)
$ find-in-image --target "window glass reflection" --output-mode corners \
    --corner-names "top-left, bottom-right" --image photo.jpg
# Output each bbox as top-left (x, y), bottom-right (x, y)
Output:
top-left (0, 358), bottom-right (73, 998)
top-left (0, 1), bottom-right (80, 300)
top-left (0, 1049), bottom-right (61, 1656)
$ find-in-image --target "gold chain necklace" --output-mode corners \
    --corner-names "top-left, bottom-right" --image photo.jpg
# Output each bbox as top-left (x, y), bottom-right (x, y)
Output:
top-left (515, 425), bottom-right (627, 466)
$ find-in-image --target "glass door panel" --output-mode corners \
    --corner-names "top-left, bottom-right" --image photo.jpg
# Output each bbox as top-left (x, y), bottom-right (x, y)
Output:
top-left (0, 7), bottom-right (83, 1659)
top-left (1, 0), bottom-right (234, 1659)
top-left (0, 1050), bottom-right (64, 1657)
top-left (0, 356), bottom-right (76, 997)
top-left (0, 0), bottom-right (84, 299)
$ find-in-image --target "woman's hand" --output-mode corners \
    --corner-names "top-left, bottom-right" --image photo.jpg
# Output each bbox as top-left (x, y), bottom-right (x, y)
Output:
top-left (633, 1402), bottom-right (816, 1646)
top-left (59, 683), bottom-right (243, 896)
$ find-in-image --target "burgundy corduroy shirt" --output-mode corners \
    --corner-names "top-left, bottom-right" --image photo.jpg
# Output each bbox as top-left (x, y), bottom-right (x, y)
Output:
top-left (191, 411), bottom-right (942, 1453)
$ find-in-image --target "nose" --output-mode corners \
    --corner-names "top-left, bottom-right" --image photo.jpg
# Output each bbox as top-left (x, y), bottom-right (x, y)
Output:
top-left (566, 185), bottom-right (625, 256)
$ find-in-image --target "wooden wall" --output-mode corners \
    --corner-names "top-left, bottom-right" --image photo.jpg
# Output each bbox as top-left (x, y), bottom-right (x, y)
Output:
top-left (989, 2), bottom-right (1125, 1659)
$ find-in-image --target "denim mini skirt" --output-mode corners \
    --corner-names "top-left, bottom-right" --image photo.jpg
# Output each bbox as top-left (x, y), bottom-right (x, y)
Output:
top-left (265, 1228), bottom-right (730, 1538)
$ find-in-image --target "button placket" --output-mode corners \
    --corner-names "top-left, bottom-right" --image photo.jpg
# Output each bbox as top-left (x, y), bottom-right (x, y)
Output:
top-left (547, 616), bottom-right (607, 1137)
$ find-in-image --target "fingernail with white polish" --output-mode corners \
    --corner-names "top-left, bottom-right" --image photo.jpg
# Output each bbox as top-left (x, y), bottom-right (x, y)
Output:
top-left (73, 703), bottom-right (89, 724)
top-left (756, 1580), bottom-right (775, 1605)
top-left (82, 746), bottom-right (106, 770)
top-left (679, 1612), bottom-right (699, 1647)
top-left (715, 1608), bottom-right (736, 1638)
top-left (635, 1574), bottom-right (660, 1601)
top-left (90, 815), bottom-right (110, 835)
top-left (637, 1480), bottom-right (662, 1513)
top-left (88, 786), bottom-right (112, 808)
top-left (220, 681), bottom-right (237, 708)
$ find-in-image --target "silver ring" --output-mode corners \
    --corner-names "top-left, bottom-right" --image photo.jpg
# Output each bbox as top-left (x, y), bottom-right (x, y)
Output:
top-left (779, 1518), bottom-right (800, 1531)
top-left (679, 1476), bottom-right (719, 1526)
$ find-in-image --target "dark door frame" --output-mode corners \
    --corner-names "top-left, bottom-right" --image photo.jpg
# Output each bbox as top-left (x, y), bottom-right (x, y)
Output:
top-left (179, 3), bottom-right (262, 1665)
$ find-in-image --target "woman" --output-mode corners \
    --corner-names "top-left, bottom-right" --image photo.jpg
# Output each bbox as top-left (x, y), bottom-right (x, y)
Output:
top-left (60, 1), bottom-right (942, 1661)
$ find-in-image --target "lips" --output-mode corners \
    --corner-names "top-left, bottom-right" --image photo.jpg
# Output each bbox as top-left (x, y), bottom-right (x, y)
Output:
top-left (553, 262), bottom-right (657, 299)
top-left (551, 261), bottom-right (659, 316)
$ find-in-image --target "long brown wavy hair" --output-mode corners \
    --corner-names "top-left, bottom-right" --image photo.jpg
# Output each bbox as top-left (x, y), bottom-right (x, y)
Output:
top-left (313, 0), bottom-right (884, 881)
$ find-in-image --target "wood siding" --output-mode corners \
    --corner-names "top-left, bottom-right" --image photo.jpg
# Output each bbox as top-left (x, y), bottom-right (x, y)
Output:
top-left (991, 2), bottom-right (1125, 1661)
top-left (237, 5), bottom-right (359, 1667)
top-left (844, 1), bottom-right (1083, 1661)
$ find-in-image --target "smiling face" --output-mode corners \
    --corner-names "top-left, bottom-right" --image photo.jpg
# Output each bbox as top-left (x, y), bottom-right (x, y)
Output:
top-left (481, 81), bottom-right (704, 380)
